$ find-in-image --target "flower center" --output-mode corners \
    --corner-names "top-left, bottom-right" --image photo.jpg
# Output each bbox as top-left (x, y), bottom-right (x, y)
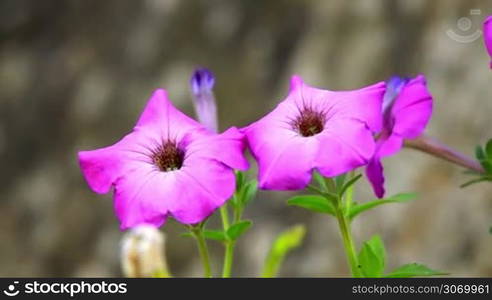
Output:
top-left (151, 141), bottom-right (185, 172)
top-left (293, 107), bottom-right (326, 137)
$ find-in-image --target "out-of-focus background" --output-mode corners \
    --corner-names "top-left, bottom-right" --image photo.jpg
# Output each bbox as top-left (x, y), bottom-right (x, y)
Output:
top-left (1, 0), bottom-right (491, 277)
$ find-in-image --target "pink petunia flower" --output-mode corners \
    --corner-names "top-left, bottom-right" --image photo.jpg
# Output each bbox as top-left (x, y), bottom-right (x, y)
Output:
top-left (78, 89), bottom-right (249, 230)
top-left (484, 16), bottom-right (492, 68)
top-left (365, 75), bottom-right (433, 198)
top-left (243, 75), bottom-right (386, 190)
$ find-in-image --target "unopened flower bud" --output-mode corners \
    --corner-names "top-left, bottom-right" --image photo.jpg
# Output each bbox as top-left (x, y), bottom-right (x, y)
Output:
top-left (121, 225), bottom-right (170, 278)
top-left (190, 68), bottom-right (218, 132)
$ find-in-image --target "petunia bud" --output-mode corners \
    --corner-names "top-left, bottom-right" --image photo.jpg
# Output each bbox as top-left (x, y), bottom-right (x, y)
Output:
top-left (190, 68), bottom-right (218, 132)
top-left (483, 16), bottom-right (492, 68)
top-left (121, 225), bottom-right (170, 278)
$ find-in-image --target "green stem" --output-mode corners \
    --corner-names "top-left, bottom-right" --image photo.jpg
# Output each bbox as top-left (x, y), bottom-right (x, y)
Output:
top-left (222, 241), bottom-right (235, 278)
top-left (336, 210), bottom-right (361, 277)
top-left (220, 205), bottom-right (230, 229)
top-left (220, 205), bottom-right (235, 278)
top-left (330, 172), bottom-right (361, 277)
top-left (192, 227), bottom-right (212, 278)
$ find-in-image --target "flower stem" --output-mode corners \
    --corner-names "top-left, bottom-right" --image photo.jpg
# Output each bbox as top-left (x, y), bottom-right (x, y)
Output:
top-left (191, 226), bottom-right (212, 278)
top-left (222, 241), bottom-right (235, 278)
top-left (330, 172), bottom-right (361, 277)
top-left (220, 205), bottom-right (235, 278)
top-left (335, 210), bottom-right (361, 277)
top-left (404, 135), bottom-right (484, 173)
top-left (220, 205), bottom-right (230, 229)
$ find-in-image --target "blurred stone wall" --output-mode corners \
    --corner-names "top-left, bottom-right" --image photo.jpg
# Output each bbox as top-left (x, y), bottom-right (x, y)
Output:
top-left (0, 0), bottom-right (491, 276)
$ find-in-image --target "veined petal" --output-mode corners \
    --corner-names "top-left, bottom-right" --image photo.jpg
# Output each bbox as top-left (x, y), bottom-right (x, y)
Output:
top-left (114, 167), bottom-right (173, 230)
top-left (244, 103), bottom-right (320, 190)
top-left (183, 127), bottom-right (249, 171)
top-left (377, 133), bottom-right (404, 158)
top-left (315, 119), bottom-right (375, 177)
top-left (78, 131), bottom-right (155, 194)
top-left (135, 89), bottom-right (205, 141)
top-left (170, 157), bottom-right (236, 224)
top-left (257, 135), bottom-right (319, 190)
top-left (287, 75), bottom-right (385, 132)
top-left (390, 75), bottom-right (433, 139)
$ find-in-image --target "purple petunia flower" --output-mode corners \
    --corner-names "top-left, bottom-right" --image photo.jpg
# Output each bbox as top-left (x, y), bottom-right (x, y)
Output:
top-left (365, 75), bottom-right (433, 198)
top-left (484, 16), bottom-right (492, 68)
top-left (78, 89), bottom-right (249, 230)
top-left (243, 75), bottom-right (386, 190)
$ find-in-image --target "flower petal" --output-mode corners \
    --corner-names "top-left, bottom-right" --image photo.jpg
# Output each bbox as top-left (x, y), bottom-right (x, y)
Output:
top-left (287, 75), bottom-right (385, 133)
top-left (114, 167), bottom-right (173, 230)
top-left (365, 157), bottom-right (385, 198)
top-left (244, 107), bottom-right (319, 190)
top-left (315, 119), bottom-right (375, 177)
top-left (183, 127), bottom-right (249, 171)
top-left (135, 89), bottom-right (205, 141)
top-left (376, 133), bottom-right (404, 158)
top-left (390, 75), bottom-right (433, 139)
top-left (170, 158), bottom-right (236, 224)
top-left (484, 16), bottom-right (492, 68)
top-left (78, 132), bottom-right (155, 194)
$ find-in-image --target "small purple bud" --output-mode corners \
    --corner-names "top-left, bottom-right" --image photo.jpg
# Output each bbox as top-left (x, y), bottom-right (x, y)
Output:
top-left (190, 68), bottom-right (218, 132)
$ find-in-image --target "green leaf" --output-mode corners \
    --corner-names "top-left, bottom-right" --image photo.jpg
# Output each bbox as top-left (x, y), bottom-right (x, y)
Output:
top-left (181, 230), bottom-right (227, 242)
top-left (476, 145), bottom-right (486, 161)
top-left (358, 235), bottom-right (386, 277)
top-left (313, 172), bottom-right (328, 191)
top-left (339, 174), bottom-right (362, 197)
top-left (386, 263), bottom-right (448, 278)
top-left (481, 160), bottom-right (492, 174)
top-left (226, 220), bottom-right (252, 240)
top-left (287, 195), bottom-right (336, 216)
top-left (241, 180), bottom-right (258, 206)
top-left (348, 193), bottom-right (417, 220)
top-left (235, 171), bottom-right (245, 190)
top-left (203, 230), bottom-right (227, 241)
top-left (489, 226), bottom-right (492, 235)
top-left (261, 225), bottom-right (306, 277)
top-left (486, 139), bottom-right (492, 159)
top-left (335, 173), bottom-right (347, 191)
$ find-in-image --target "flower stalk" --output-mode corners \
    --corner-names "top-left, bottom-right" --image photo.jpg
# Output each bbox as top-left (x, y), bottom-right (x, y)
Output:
top-left (334, 180), bottom-right (361, 278)
top-left (404, 135), bottom-right (484, 173)
top-left (219, 205), bottom-right (235, 278)
top-left (335, 211), bottom-right (360, 277)
top-left (190, 224), bottom-right (212, 278)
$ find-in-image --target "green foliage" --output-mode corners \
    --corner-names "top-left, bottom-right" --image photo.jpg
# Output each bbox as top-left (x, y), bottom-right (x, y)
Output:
top-left (232, 171), bottom-right (258, 209)
top-left (287, 195), bottom-right (336, 216)
top-left (348, 193), bottom-right (417, 220)
top-left (358, 235), bottom-right (386, 277)
top-left (226, 220), bottom-right (252, 240)
top-left (339, 174), bottom-right (362, 197)
top-left (386, 263), bottom-right (448, 278)
top-left (462, 139), bottom-right (492, 187)
top-left (181, 229), bottom-right (227, 241)
top-left (261, 225), bottom-right (306, 277)
top-left (357, 236), bottom-right (446, 278)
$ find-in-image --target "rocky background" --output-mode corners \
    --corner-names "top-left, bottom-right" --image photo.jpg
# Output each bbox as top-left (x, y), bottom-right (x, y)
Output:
top-left (1, 0), bottom-right (491, 277)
